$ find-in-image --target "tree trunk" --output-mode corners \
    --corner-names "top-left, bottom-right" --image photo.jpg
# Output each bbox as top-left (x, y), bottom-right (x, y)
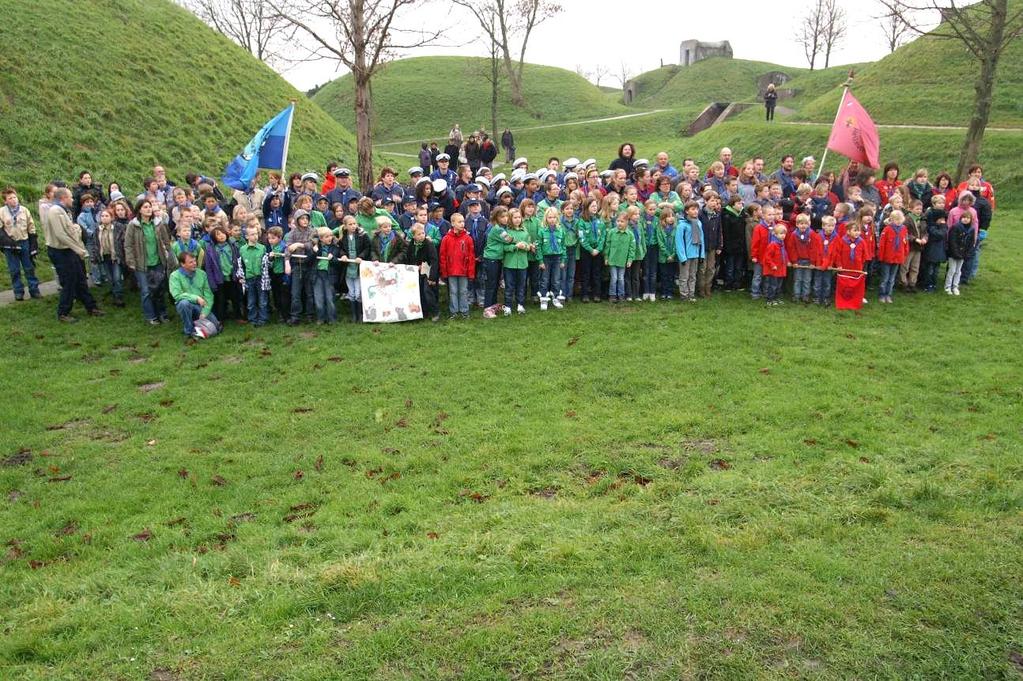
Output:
top-left (354, 73), bottom-right (374, 191)
top-left (490, 52), bottom-right (499, 138)
top-left (956, 55), bottom-right (999, 182)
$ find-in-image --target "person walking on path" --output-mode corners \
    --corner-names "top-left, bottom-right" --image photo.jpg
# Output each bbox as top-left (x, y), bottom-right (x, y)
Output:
top-left (501, 129), bottom-right (515, 163)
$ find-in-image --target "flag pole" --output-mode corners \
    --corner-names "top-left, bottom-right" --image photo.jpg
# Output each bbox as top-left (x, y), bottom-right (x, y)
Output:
top-left (816, 70), bottom-right (855, 181)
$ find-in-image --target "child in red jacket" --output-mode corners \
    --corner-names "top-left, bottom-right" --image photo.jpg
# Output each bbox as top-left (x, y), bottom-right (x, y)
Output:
top-left (812, 216), bottom-right (839, 305)
top-left (830, 222), bottom-right (869, 276)
top-left (877, 209), bottom-right (910, 303)
top-left (785, 213), bottom-right (816, 303)
top-left (763, 223), bottom-right (788, 306)
top-left (749, 206), bottom-right (775, 300)
top-left (439, 213), bottom-right (476, 319)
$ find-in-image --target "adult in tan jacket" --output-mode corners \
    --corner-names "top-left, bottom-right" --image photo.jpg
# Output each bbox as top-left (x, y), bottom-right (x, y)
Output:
top-left (0, 187), bottom-right (40, 300)
top-left (41, 188), bottom-right (101, 322)
top-left (231, 181), bottom-right (266, 221)
top-left (123, 199), bottom-right (174, 324)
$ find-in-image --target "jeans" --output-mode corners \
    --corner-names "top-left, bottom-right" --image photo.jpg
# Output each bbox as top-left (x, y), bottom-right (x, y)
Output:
top-left (961, 250), bottom-right (978, 284)
top-left (658, 261), bottom-right (676, 297)
top-left (764, 275), bottom-right (783, 301)
top-left (678, 258), bottom-right (698, 299)
top-left (175, 300), bottom-right (218, 337)
top-left (3, 241), bottom-right (39, 297)
top-left (135, 264), bottom-right (167, 321)
top-left (813, 269), bottom-right (834, 303)
top-left (793, 259), bottom-right (813, 299)
top-left (539, 255), bottom-right (563, 298)
top-left (447, 276), bottom-right (469, 314)
top-left (626, 260), bottom-right (641, 298)
top-left (608, 266), bottom-right (626, 298)
top-left (578, 250), bottom-right (603, 298)
top-left (270, 271), bottom-right (290, 321)
top-left (562, 246), bottom-right (577, 299)
top-left (102, 258), bottom-right (123, 300)
top-left (922, 260), bottom-right (943, 290)
top-left (750, 262), bottom-right (764, 298)
top-left (526, 260), bottom-right (541, 300)
top-left (643, 245), bottom-right (659, 295)
top-left (245, 277), bottom-right (269, 324)
top-left (503, 267), bottom-right (527, 307)
top-left (945, 258), bottom-right (964, 291)
top-left (472, 260), bottom-right (486, 305)
top-left (312, 268), bottom-right (336, 322)
top-left (289, 264), bottom-right (314, 321)
top-left (48, 247), bottom-right (97, 317)
top-left (878, 262), bottom-right (899, 298)
top-left (722, 253), bottom-right (745, 289)
top-left (345, 275), bottom-right (361, 302)
top-left (483, 258), bottom-right (503, 308)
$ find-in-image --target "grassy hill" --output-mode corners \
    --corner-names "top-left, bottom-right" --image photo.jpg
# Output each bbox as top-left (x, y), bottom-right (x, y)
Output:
top-left (626, 58), bottom-right (806, 107)
top-left (311, 56), bottom-right (631, 142)
top-left (799, 16), bottom-right (1023, 125)
top-left (0, 0), bottom-right (358, 202)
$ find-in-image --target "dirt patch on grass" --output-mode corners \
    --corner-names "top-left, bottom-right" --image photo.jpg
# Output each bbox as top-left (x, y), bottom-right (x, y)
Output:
top-left (682, 438), bottom-right (718, 453)
top-left (2, 449), bottom-right (33, 467)
top-left (657, 457), bottom-right (686, 470)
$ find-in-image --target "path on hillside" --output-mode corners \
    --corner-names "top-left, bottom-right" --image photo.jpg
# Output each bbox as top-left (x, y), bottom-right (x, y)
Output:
top-left (0, 280), bottom-right (59, 307)
top-left (374, 109), bottom-right (670, 154)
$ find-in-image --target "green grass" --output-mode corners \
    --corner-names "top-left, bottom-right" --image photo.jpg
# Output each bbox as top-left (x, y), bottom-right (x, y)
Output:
top-left (627, 58), bottom-right (806, 107)
top-left (0, 0), bottom-right (359, 205)
top-left (312, 56), bottom-right (631, 142)
top-left (2, 217), bottom-right (1022, 678)
top-left (798, 11), bottom-right (1023, 126)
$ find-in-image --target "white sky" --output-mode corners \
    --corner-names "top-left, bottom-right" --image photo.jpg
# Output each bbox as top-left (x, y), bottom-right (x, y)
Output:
top-left (276, 0), bottom-right (924, 92)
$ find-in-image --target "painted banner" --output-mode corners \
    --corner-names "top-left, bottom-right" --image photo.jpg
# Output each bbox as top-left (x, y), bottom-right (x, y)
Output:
top-left (359, 261), bottom-right (422, 323)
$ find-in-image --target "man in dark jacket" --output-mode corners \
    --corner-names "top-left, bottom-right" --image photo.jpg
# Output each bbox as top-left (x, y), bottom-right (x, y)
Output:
top-left (405, 224), bottom-right (440, 321)
top-left (480, 134), bottom-right (498, 169)
top-left (501, 129), bottom-right (515, 163)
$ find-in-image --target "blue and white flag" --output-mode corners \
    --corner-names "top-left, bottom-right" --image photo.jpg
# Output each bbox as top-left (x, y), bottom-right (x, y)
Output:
top-left (222, 103), bottom-right (295, 191)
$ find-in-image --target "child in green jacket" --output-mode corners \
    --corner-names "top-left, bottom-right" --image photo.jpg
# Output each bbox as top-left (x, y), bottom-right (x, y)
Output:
top-left (502, 207), bottom-right (534, 314)
top-left (577, 196), bottom-right (605, 302)
top-left (655, 208), bottom-right (679, 299)
top-left (560, 201), bottom-right (582, 302)
top-left (521, 199), bottom-right (543, 301)
top-left (604, 213), bottom-right (636, 303)
top-left (624, 205), bottom-right (646, 301)
top-left (536, 206), bottom-right (566, 309)
top-left (481, 206), bottom-right (513, 314)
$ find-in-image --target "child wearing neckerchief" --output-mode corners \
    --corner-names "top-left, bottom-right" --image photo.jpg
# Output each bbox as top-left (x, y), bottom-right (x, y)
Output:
top-left (785, 213), bottom-right (815, 303)
top-left (877, 210), bottom-right (910, 304)
top-left (763, 224), bottom-right (788, 307)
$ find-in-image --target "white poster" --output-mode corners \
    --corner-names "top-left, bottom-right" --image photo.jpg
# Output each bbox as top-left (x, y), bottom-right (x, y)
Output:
top-left (359, 261), bottom-right (422, 323)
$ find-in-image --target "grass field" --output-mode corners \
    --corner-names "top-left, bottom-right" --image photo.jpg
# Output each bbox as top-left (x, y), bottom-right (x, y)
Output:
top-left (312, 56), bottom-right (630, 142)
top-left (2, 213), bottom-right (1022, 679)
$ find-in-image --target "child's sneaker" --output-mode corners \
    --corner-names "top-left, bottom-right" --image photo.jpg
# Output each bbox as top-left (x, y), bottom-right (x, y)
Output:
top-left (540, 296), bottom-right (549, 311)
top-left (502, 305), bottom-right (511, 316)
top-left (953, 288), bottom-right (960, 296)
top-left (516, 305), bottom-right (526, 314)
top-left (556, 293), bottom-right (566, 301)
top-left (945, 288), bottom-right (953, 295)
top-left (552, 298), bottom-right (563, 309)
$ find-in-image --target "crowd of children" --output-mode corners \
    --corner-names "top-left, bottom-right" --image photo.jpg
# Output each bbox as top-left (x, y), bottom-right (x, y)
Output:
top-left (0, 146), bottom-right (995, 340)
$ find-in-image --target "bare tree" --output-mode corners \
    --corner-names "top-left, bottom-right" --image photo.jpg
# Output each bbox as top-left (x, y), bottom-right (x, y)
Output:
top-left (272, 0), bottom-right (444, 189)
top-left (877, 5), bottom-right (912, 51)
top-left (797, 0), bottom-right (825, 70)
top-left (592, 64), bottom-right (611, 87)
top-left (464, 12), bottom-right (504, 141)
top-left (183, 0), bottom-right (290, 66)
top-left (616, 61), bottom-right (633, 90)
top-left (574, 64), bottom-right (590, 79)
top-left (821, 0), bottom-right (848, 67)
top-left (453, 0), bottom-right (562, 107)
top-left (879, 0), bottom-right (1023, 180)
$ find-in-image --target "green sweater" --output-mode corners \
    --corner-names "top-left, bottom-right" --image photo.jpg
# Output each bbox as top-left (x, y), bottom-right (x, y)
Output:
top-left (502, 227), bottom-right (531, 269)
top-left (238, 242), bottom-right (266, 279)
top-left (578, 218), bottom-right (606, 254)
top-left (603, 228), bottom-right (637, 267)
top-left (356, 209), bottom-right (397, 235)
top-left (482, 224), bottom-right (510, 261)
top-left (561, 217), bottom-right (581, 251)
top-left (537, 224), bottom-right (566, 262)
top-left (169, 267), bottom-right (214, 316)
top-left (656, 225), bottom-right (678, 263)
top-left (650, 191), bottom-right (684, 215)
top-left (523, 216), bottom-right (543, 262)
top-left (628, 223), bottom-right (647, 261)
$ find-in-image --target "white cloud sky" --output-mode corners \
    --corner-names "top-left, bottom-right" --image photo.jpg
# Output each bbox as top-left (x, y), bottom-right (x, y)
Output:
top-left (276, 0), bottom-right (923, 92)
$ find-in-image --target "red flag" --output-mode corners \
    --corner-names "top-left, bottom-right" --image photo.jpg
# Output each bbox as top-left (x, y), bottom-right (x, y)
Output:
top-left (827, 91), bottom-right (880, 169)
top-left (835, 273), bottom-right (865, 310)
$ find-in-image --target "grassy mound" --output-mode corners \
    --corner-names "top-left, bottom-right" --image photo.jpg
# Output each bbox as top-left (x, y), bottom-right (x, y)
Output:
top-left (799, 15), bottom-right (1023, 125)
top-left (626, 58), bottom-right (804, 107)
top-left (0, 0), bottom-right (358, 201)
top-left (311, 56), bottom-right (631, 142)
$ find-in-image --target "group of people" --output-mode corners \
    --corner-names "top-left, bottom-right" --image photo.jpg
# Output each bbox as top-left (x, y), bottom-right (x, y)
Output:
top-left (0, 140), bottom-right (994, 340)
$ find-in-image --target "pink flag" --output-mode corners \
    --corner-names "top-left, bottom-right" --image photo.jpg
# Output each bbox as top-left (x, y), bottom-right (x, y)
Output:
top-left (827, 92), bottom-right (880, 169)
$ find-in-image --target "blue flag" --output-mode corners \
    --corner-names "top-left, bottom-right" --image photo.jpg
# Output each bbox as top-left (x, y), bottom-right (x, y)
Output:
top-left (222, 103), bottom-right (295, 191)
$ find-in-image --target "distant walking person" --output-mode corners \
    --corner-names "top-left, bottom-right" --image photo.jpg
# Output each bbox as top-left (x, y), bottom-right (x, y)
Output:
top-left (449, 124), bottom-right (463, 148)
top-left (501, 128), bottom-right (516, 163)
top-left (42, 187), bottom-right (103, 322)
top-left (764, 83), bottom-right (778, 122)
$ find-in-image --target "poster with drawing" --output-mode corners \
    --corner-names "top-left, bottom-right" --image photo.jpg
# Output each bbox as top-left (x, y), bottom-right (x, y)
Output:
top-left (359, 261), bottom-right (422, 323)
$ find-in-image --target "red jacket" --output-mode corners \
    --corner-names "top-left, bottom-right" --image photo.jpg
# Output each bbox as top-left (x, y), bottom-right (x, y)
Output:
top-left (956, 180), bottom-right (995, 210)
top-left (877, 224), bottom-right (910, 264)
top-left (812, 229), bottom-right (837, 269)
top-left (876, 179), bottom-right (902, 207)
top-left (830, 235), bottom-right (868, 273)
top-left (750, 222), bottom-right (771, 262)
top-left (763, 237), bottom-right (788, 278)
top-left (439, 229), bottom-right (476, 279)
top-left (321, 175), bottom-right (336, 196)
top-left (785, 227), bottom-right (815, 263)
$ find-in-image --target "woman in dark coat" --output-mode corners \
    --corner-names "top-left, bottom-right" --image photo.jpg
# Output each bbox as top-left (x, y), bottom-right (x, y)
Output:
top-left (608, 143), bottom-right (636, 177)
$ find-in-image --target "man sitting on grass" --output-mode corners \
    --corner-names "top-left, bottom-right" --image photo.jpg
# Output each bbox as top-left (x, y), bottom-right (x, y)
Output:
top-left (169, 251), bottom-right (218, 342)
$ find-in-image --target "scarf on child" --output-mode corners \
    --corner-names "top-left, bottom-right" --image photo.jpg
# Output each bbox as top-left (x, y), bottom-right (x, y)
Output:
top-left (98, 223), bottom-right (116, 258)
top-left (822, 230), bottom-right (835, 250)
top-left (892, 225), bottom-right (905, 252)
top-left (689, 219), bottom-right (701, 246)
top-left (843, 235), bottom-right (862, 264)
top-left (796, 227), bottom-right (810, 244)
top-left (769, 234), bottom-right (787, 263)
